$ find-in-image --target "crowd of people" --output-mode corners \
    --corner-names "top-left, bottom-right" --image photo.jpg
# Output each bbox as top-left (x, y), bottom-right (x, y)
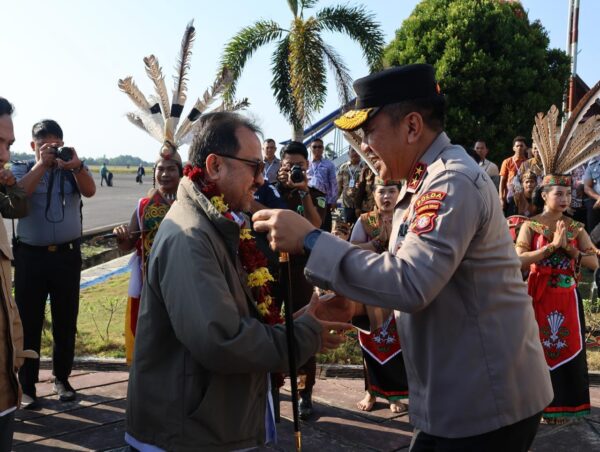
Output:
top-left (2, 60), bottom-right (600, 452)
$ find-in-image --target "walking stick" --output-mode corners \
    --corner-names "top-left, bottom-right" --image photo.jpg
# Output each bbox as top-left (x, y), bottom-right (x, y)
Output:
top-left (279, 252), bottom-right (302, 452)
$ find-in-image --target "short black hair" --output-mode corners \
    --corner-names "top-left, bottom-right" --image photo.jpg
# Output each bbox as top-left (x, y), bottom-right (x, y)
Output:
top-left (465, 147), bottom-right (481, 163)
top-left (0, 97), bottom-right (14, 116)
top-left (188, 112), bottom-right (262, 167)
top-left (264, 138), bottom-right (276, 145)
top-left (281, 141), bottom-right (308, 160)
top-left (310, 137), bottom-right (323, 145)
top-left (32, 119), bottom-right (63, 140)
top-left (513, 136), bottom-right (527, 146)
top-left (381, 96), bottom-right (446, 132)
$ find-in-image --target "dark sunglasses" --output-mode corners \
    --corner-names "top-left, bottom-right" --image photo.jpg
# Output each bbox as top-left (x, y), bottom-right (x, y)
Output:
top-left (213, 153), bottom-right (264, 179)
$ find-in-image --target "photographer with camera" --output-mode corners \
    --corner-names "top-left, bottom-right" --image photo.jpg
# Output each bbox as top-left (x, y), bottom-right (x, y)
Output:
top-left (272, 141), bottom-right (326, 419)
top-left (12, 119), bottom-right (95, 408)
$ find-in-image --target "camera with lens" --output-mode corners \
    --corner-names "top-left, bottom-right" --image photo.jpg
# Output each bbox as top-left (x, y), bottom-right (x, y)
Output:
top-left (290, 164), bottom-right (305, 184)
top-left (51, 146), bottom-right (74, 162)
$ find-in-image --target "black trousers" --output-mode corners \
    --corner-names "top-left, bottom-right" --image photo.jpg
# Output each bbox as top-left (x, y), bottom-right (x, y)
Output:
top-left (409, 412), bottom-right (542, 452)
top-left (14, 242), bottom-right (82, 391)
top-left (0, 412), bottom-right (14, 451)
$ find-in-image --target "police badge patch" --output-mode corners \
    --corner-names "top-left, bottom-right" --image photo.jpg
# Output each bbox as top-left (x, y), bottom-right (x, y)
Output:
top-left (409, 191), bottom-right (447, 235)
top-left (410, 211), bottom-right (437, 235)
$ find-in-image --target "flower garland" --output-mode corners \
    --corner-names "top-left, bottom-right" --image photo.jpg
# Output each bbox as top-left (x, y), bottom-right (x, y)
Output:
top-left (184, 164), bottom-right (282, 325)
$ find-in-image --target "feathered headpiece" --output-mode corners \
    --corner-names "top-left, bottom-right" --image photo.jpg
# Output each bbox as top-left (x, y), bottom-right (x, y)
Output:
top-left (532, 81), bottom-right (600, 187)
top-left (118, 21), bottom-right (249, 163)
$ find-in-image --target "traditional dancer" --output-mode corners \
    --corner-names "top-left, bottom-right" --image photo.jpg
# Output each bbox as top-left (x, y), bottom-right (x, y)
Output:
top-left (516, 86), bottom-right (600, 423)
top-left (349, 178), bottom-right (408, 413)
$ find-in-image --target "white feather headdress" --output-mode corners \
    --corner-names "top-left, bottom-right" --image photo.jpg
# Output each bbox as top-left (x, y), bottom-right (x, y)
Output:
top-left (118, 21), bottom-right (249, 162)
top-left (532, 81), bottom-right (600, 184)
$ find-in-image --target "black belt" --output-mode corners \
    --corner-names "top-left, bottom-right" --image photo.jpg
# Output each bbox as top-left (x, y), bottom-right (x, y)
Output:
top-left (17, 239), bottom-right (80, 253)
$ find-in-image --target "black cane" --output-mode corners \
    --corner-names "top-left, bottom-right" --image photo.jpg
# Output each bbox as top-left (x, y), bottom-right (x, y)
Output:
top-left (279, 252), bottom-right (302, 451)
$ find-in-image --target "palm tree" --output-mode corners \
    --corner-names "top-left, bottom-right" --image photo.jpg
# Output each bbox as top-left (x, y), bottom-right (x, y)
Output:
top-left (220, 0), bottom-right (384, 139)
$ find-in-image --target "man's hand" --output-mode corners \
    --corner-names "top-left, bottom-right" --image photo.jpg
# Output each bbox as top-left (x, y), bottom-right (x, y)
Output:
top-left (302, 292), bottom-right (354, 352)
top-left (304, 292), bottom-right (356, 323)
top-left (55, 147), bottom-right (82, 171)
top-left (252, 209), bottom-right (315, 253)
top-left (38, 143), bottom-right (59, 168)
top-left (277, 162), bottom-right (309, 191)
top-left (593, 198), bottom-right (600, 209)
top-left (0, 169), bottom-right (16, 186)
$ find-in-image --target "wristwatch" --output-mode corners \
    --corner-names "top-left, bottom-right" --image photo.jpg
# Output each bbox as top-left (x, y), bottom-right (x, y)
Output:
top-left (72, 160), bottom-right (85, 174)
top-left (303, 229), bottom-right (322, 254)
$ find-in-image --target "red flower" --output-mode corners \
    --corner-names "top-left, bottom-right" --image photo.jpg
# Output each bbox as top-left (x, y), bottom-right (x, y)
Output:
top-left (190, 165), bottom-right (282, 326)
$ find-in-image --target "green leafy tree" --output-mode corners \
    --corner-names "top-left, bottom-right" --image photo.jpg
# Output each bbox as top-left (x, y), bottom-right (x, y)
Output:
top-left (221, 0), bottom-right (384, 139)
top-left (384, 0), bottom-right (570, 161)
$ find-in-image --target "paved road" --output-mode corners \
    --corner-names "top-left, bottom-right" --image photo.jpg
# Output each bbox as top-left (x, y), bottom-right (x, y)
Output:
top-left (3, 172), bottom-right (151, 236)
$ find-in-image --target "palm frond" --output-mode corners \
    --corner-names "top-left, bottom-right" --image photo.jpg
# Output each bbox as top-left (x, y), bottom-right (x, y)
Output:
top-left (220, 20), bottom-right (284, 103)
top-left (288, 17), bottom-right (327, 127)
top-left (299, 0), bottom-right (318, 16)
top-left (320, 42), bottom-right (352, 105)
top-left (287, 0), bottom-right (298, 17)
top-left (270, 36), bottom-right (298, 127)
top-left (316, 5), bottom-right (384, 72)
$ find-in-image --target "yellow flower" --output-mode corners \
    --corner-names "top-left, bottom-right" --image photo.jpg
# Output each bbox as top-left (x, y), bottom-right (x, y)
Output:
top-left (210, 195), bottom-right (229, 214)
top-left (240, 228), bottom-right (253, 241)
top-left (262, 295), bottom-right (273, 307)
top-left (247, 267), bottom-right (274, 287)
top-left (257, 301), bottom-right (269, 316)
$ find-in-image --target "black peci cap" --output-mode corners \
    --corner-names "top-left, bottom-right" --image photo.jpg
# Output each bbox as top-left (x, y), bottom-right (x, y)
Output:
top-left (334, 64), bottom-right (443, 131)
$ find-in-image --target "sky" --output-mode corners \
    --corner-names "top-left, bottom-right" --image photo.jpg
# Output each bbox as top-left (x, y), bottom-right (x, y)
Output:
top-left (0, 0), bottom-right (598, 162)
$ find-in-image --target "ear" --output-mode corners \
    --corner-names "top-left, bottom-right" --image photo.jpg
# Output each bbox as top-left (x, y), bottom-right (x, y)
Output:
top-left (405, 112), bottom-right (424, 145)
top-left (30, 141), bottom-right (35, 151)
top-left (204, 154), bottom-right (222, 180)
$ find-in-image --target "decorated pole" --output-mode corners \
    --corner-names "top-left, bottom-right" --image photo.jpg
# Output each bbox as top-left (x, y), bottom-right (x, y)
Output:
top-left (567, 0), bottom-right (580, 115)
top-left (279, 252), bottom-right (302, 451)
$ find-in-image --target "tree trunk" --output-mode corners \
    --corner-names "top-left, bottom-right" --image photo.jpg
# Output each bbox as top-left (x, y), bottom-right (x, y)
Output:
top-left (292, 124), bottom-right (304, 142)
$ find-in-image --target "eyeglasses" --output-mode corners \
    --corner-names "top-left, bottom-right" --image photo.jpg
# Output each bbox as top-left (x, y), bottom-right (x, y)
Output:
top-left (213, 153), bottom-right (264, 179)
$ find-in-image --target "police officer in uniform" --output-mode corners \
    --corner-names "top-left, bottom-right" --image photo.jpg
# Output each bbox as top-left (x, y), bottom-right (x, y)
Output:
top-left (254, 64), bottom-right (553, 451)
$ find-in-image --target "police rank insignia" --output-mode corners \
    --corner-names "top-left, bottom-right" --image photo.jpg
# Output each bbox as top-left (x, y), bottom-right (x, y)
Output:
top-left (407, 162), bottom-right (427, 192)
top-left (410, 191), bottom-right (447, 235)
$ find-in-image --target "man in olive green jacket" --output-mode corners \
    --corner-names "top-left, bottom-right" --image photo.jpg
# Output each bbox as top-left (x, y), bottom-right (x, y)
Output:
top-left (126, 112), bottom-right (347, 451)
top-left (0, 97), bottom-right (35, 450)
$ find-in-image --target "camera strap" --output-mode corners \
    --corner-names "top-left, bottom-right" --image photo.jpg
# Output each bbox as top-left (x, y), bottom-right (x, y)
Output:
top-left (44, 169), bottom-right (66, 223)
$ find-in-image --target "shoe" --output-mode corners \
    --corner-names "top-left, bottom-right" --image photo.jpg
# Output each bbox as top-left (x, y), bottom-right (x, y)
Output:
top-left (298, 392), bottom-right (313, 420)
top-left (53, 379), bottom-right (76, 402)
top-left (21, 392), bottom-right (40, 410)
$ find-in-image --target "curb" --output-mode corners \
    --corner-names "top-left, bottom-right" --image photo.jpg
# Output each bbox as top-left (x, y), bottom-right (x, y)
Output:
top-left (39, 358), bottom-right (600, 386)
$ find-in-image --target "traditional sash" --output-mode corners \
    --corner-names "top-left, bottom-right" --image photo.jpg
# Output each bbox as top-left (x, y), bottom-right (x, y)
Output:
top-left (358, 315), bottom-right (402, 365)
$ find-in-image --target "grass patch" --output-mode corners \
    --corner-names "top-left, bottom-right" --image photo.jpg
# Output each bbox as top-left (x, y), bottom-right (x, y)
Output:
top-left (41, 273), bottom-right (129, 359)
top-left (80, 243), bottom-right (110, 260)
